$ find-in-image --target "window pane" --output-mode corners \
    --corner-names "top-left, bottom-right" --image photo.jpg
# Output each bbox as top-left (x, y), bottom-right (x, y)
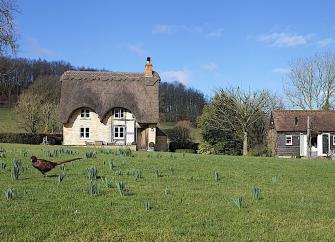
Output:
top-left (86, 109), bottom-right (90, 117)
top-left (81, 109), bottom-right (85, 117)
top-left (120, 109), bottom-right (124, 118)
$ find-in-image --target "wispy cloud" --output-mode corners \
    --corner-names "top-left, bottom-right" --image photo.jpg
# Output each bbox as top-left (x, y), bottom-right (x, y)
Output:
top-left (152, 24), bottom-right (223, 38)
top-left (258, 32), bottom-right (310, 47)
top-left (161, 69), bottom-right (192, 85)
top-left (316, 38), bottom-right (334, 48)
top-left (27, 37), bottom-right (54, 57)
top-left (127, 43), bottom-right (147, 57)
top-left (273, 67), bottom-right (290, 74)
top-left (202, 62), bottom-right (219, 72)
top-left (206, 28), bottom-right (224, 38)
top-left (152, 24), bottom-right (175, 34)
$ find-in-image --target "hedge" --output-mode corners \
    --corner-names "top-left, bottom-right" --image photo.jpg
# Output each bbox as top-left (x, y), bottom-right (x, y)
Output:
top-left (169, 141), bottom-right (199, 152)
top-left (0, 133), bottom-right (63, 145)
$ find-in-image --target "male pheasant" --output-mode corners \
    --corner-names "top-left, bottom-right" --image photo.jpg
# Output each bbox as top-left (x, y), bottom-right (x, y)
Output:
top-left (31, 156), bottom-right (82, 175)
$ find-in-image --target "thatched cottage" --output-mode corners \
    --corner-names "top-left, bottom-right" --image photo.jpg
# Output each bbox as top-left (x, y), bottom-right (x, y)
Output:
top-left (59, 57), bottom-right (166, 150)
top-left (269, 110), bottom-right (335, 157)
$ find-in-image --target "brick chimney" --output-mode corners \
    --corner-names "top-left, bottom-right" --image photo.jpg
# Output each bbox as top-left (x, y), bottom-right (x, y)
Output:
top-left (145, 57), bottom-right (153, 77)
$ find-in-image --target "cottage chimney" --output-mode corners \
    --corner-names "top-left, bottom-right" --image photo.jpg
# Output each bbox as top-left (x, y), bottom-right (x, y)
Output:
top-left (145, 57), bottom-right (153, 77)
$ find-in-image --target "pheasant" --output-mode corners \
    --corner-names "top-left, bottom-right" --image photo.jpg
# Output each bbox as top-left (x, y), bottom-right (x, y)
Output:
top-left (31, 156), bottom-right (82, 175)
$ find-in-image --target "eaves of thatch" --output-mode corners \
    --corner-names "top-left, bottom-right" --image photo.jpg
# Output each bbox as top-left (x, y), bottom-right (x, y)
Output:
top-left (59, 70), bottom-right (160, 124)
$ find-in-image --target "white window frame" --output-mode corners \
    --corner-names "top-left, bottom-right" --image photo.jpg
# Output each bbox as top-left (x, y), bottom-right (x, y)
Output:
top-left (80, 127), bottom-right (90, 139)
top-left (333, 135), bottom-right (335, 146)
top-left (285, 135), bottom-right (293, 146)
top-left (80, 109), bottom-right (90, 118)
top-left (114, 108), bottom-right (124, 119)
top-left (114, 126), bottom-right (125, 140)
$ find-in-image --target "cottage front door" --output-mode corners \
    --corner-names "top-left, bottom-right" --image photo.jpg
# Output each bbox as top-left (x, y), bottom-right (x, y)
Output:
top-left (322, 133), bottom-right (330, 155)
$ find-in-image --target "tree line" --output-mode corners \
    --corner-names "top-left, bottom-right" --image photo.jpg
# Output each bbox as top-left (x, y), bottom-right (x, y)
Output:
top-left (159, 81), bottom-right (206, 123)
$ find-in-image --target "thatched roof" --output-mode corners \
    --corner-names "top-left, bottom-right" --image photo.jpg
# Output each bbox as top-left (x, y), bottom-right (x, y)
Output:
top-left (59, 70), bottom-right (160, 124)
top-left (271, 110), bottom-right (335, 132)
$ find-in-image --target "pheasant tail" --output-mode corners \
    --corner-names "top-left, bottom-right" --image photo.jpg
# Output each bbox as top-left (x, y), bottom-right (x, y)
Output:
top-left (55, 158), bottom-right (82, 165)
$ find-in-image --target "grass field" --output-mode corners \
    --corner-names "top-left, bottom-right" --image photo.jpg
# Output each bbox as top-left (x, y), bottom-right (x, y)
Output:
top-left (0, 108), bottom-right (23, 133)
top-left (0, 143), bottom-right (334, 241)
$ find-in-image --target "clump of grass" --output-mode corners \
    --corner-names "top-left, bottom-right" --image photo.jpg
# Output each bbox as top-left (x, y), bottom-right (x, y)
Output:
top-left (87, 166), bottom-right (98, 180)
top-left (133, 169), bottom-right (142, 180)
top-left (0, 147), bottom-right (6, 158)
top-left (144, 201), bottom-right (152, 210)
top-left (11, 167), bottom-right (20, 180)
top-left (154, 169), bottom-right (162, 178)
top-left (233, 196), bottom-right (243, 209)
top-left (59, 164), bottom-right (65, 171)
top-left (0, 161), bottom-right (6, 169)
top-left (115, 170), bottom-right (122, 176)
top-left (251, 185), bottom-right (262, 200)
top-left (164, 186), bottom-right (170, 195)
top-left (118, 148), bottom-right (134, 157)
top-left (58, 174), bottom-right (65, 183)
top-left (116, 181), bottom-right (126, 196)
top-left (85, 151), bottom-right (97, 158)
top-left (21, 149), bottom-right (28, 157)
top-left (88, 182), bottom-right (98, 196)
top-left (101, 177), bottom-right (113, 188)
top-left (108, 160), bottom-right (116, 170)
top-left (5, 188), bottom-right (15, 200)
top-left (169, 166), bottom-right (175, 174)
top-left (214, 170), bottom-right (220, 181)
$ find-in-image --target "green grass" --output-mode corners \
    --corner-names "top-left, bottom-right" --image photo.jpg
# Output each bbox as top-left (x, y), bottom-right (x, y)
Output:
top-left (0, 143), bottom-right (334, 241)
top-left (0, 108), bottom-right (23, 133)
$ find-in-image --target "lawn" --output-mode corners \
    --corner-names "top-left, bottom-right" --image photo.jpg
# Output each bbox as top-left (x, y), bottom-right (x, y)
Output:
top-left (0, 108), bottom-right (23, 133)
top-left (0, 143), bottom-right (334, 241)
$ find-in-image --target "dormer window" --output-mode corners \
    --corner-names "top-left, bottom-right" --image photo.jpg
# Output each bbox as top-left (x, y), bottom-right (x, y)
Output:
top-left (81, 109), bottom-right (90, 118)
top-left (114, 108), bottom-right (124, 119)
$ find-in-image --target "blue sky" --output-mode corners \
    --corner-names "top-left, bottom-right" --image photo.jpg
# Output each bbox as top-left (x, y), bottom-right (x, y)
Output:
top-left (16, 0), bottom-right (335, 96)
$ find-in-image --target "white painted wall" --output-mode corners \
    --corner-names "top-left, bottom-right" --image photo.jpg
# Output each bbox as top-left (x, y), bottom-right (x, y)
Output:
top-left (63, 108), bottom-right (138, 146)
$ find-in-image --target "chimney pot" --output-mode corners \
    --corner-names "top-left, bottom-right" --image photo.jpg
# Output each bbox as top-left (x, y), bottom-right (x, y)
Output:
top-left (145, 57), bottom-right (153, 77)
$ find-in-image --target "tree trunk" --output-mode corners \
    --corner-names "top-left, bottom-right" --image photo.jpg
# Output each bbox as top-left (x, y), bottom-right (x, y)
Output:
top-left (243, 131), bottom-right (248, 156)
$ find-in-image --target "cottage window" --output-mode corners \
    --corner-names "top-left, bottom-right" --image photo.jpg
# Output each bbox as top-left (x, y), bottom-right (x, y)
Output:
top-left (285, 135), bottom-right (293, 145)
top-left (114, 108), bottom-right (124, 119)
top-left (80, 128), bottom-right (90, 139)
top-left (333, 136), bottom-right (335, 146)
top-left (114, 126), bottom-right (125, 139)
top-left (81, 109), bottom-right (90, 118)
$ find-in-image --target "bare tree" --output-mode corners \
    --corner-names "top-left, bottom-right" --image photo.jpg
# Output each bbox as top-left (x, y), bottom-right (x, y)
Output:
top-left (0, 0), bottom-right (17, 55)
top-left (285, 52), bottom-right (335, 110)
top-left (208, 88), bottom-right (271, 155)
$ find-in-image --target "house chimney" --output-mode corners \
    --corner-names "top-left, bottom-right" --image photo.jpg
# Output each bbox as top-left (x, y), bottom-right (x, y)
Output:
top-left (145, 57), bottom-right (153, 77)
